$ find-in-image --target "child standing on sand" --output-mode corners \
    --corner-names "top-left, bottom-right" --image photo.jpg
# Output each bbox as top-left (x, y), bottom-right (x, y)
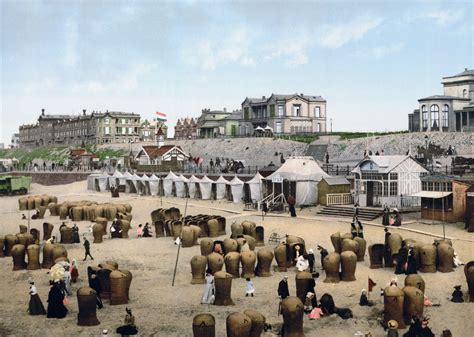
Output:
top-left (245, 278), bottom-right (255, 297)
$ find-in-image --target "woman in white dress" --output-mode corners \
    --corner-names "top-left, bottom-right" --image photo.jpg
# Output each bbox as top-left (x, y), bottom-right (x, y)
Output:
top-left (201, 271), bottom-right (215, 304)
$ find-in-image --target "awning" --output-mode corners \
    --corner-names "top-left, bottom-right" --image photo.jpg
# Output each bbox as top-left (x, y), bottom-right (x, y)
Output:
top-left (411, 191), bottom-right (453, 198)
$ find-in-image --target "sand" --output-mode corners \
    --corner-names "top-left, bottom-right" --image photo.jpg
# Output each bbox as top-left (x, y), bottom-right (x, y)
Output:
top-left (0, 181), bottom-right (473, 337)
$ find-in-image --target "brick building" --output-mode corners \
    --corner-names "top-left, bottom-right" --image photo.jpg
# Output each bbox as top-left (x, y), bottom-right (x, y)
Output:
top-left (174, 117), bottom-right (198, 139)
top-left (18, 109), bottom-right (160, 147)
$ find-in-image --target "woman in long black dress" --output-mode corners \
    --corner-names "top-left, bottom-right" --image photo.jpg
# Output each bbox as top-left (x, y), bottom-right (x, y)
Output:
top-left (28, 281), bottom-right (46, 315)
top-left (395, 241), bottom-right (408, 274)
top-left (405, 248), bottom-right (418, 275)
top-left (47, 281), bottom-right (68, 318)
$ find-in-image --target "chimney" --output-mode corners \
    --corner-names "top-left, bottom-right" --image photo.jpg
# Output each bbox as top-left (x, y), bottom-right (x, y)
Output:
top-left (465, 68), bottom-right (468, 71)
top-left (300, 93), bottom-right (304, 96)
top-left (223, 107), bottom-right (227, 112)
top-left (83, 109), bottom-right (86, 116)
top-left (262, 96), bottom-right (266, 100)
top-left (41, 108), bottom-right (45, 115)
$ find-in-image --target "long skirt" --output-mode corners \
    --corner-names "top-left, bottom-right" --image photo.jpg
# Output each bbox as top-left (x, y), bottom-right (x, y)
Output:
top-left (29, 294), bottom-right (46, 315)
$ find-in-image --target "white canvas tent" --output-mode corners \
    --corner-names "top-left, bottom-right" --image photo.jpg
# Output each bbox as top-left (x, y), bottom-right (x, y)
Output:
top-left (199, 176), bottom-right (214, 200)
top-left (188, 175), bottom-right (201, 198)
top-left (109, 170), bottom-right (126, 187)
top-left (97, 173), bottom-right (110, 192)
top-left (163, 171), bottom-right (179, 197)
top-left (123, 171), bottom-right (135, 193)
top-left (132, 174), bottom-right (142, 194)
top-left (266, 156), bottom-right (329, 206)
top-left (215, 176), bottom-right (229, 200)
top-left (175, 175), bottom-right (189, 198)
top-left (246, 172), bottom-right (263, 202)
top-left (88, 172), bottom-right (102, 191)
top-left (139, 174), bottom-right (151, 195)
top-left (229, 176), bottom-right (244, 203)
top-left (148, 174), bottom-right (160, 196)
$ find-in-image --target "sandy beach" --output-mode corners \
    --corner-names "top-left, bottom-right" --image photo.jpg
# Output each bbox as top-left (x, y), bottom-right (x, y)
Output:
top-left (0, 180), bottom-right (473, 337)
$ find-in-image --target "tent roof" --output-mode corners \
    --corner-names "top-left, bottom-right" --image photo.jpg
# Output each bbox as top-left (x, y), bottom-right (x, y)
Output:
top-left (122, 171), bottom-right (133, 178)
top-left (140, 174), bottom-right (150, 181)
top-left (215, 176), bottom-right (229, 184)
top-left (200, 176), bottom-right (214, 183)
top-left (247, 172), bottom-right (263, 184)
top-left (178, 174), bottom-right (189, 182)
top-left (149, 174), bottom-right (159, 181)
top-left (266, 156), bottom-right (329, 181)
top-left (163, 171), bottom-right (179, 180)
top-left (229, 176), bottom-right (244, 185)
top-left (99, 173), bottom-right (110, 179)
top-left (112, 171), bottom-right (123, 178)
top-left (188, 175), bottom-right (201, 183)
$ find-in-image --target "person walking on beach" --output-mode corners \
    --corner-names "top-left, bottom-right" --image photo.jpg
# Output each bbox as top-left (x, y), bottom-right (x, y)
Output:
top-left (288, 194), bottom-right (296, 217)
top-left (83, 236), bottom-right (94, 261)
top-left (28, 280), bottom-right (46, 315)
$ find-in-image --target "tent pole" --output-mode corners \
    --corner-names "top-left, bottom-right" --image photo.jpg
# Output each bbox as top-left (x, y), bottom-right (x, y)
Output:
top-left (172, 196), bottom-right (189, 287)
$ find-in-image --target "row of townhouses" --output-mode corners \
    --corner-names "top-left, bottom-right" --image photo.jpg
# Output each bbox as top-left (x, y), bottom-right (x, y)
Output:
top-left (175, 93), bottom-right (328, 139)
top-left (19, 109), bottom-right (167, 148)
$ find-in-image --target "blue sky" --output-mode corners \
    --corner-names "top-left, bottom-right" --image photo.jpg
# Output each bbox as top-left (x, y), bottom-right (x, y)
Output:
top-left (1, 0), bottom-right (473, 144)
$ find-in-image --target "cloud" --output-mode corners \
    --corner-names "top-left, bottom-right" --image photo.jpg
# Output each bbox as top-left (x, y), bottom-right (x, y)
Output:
top-left (264, 33), bottom-right (311, 67)
top-left (317, 15), bottom-right (384, 49)
top-left (415, 9), bottom-right (464, 26)
top-left (182, 28), bottom-right (256, 70)
top-left (357, 42), bottom-right (405, 59)
top-left (71, 63), bottom-right (157, 94)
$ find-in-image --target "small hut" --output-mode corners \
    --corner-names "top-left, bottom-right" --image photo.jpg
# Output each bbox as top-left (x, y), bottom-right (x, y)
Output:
top-left (318, 177), bottom-right (351, 206)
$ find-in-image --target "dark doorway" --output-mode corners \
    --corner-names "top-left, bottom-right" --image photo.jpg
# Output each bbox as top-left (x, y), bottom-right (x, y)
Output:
top-left (455, 112), bottom-right (461, 131)
top-left (366, 181), bottom-right (374, 207)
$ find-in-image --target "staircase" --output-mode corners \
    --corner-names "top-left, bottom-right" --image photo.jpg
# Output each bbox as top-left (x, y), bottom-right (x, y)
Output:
top-left (317, 205), bottom-right (383, 221)
top-left (305, 144), bottom-right (328, 162)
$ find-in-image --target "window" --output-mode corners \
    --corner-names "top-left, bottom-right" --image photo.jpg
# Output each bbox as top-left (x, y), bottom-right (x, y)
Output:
top-left (422, 105), bottom-right (428, 129)
top-left (105, 118), bottom-right (110, 124)
top-left (314, 106), bottom-right (321, 118)
top-left (442, 105), bottom-right (449, 128)
top-left (316, 123), bottom-right (321, 132)
top-left (463, 89), bottom-right (468, 98)
top-left (278, 105), bottom-right (284, 116)
top-left (430, 104), bottom-right (439, 129)
top-left (244, 107), bottom-right (249, 120)
top-left (389, 182), bottom-right (398, 196)
top-left (389, 173), bottom-right (398, 180)
top-left (104, 127), bottom-right (111, 135)
top-left (292, 105), bottom-right (301, 117)
top-left (276, 122), bottom-right (282, 133)
top-left (270, 105), bottom-right (275, 117)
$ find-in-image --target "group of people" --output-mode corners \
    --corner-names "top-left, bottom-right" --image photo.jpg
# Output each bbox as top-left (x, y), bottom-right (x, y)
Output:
top-left (136, 223), bottom-right (152, 237)
top-left (383, 205), bottom-right (402, 227)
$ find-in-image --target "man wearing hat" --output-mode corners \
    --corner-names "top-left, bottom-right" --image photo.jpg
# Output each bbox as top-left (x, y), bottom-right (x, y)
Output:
top-left (387, 320), bottom-right (398, 337)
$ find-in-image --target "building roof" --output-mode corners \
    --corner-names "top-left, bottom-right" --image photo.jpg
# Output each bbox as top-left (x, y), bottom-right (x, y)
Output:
top-left (353, 155), bottom-right (427, 174)
top-left (140, 145), bottom-right (186, 159)
top-left (443, 68), bottom-right (474, 79)
top-left (243, 93), bottom-right (326, 105)
top-left (420, 174), bottom-right (459, 183)
top-left (321, 176), bottom-right (350, 186)
top-left (418, 95), bottom-right (470, 101)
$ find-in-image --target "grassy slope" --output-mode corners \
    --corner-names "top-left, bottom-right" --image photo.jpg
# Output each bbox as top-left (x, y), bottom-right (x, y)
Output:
top-left (0, 146), bottom-right (127, 165)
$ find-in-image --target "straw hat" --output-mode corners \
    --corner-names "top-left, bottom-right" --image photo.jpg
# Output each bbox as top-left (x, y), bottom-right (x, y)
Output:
top-left (388, 320), bottom-right (398, 329)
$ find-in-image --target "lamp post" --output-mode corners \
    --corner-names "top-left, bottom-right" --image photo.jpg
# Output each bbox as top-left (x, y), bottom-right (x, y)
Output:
top-left (330, 118), bottom-right (333, 134)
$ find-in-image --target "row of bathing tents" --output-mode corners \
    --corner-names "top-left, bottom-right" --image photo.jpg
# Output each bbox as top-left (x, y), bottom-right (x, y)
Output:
top-left (88, 170), bottom-right (264, 203)
top-left (87, 157), bottom-right (331, 206)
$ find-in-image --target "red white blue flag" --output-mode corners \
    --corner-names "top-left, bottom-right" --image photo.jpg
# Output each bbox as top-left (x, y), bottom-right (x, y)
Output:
top-left (156, 111), bottom-right (167, 121)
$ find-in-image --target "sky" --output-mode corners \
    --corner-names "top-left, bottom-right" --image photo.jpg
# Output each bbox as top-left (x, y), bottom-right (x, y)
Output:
top-left (1, 0), bottom-right (473, 145)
